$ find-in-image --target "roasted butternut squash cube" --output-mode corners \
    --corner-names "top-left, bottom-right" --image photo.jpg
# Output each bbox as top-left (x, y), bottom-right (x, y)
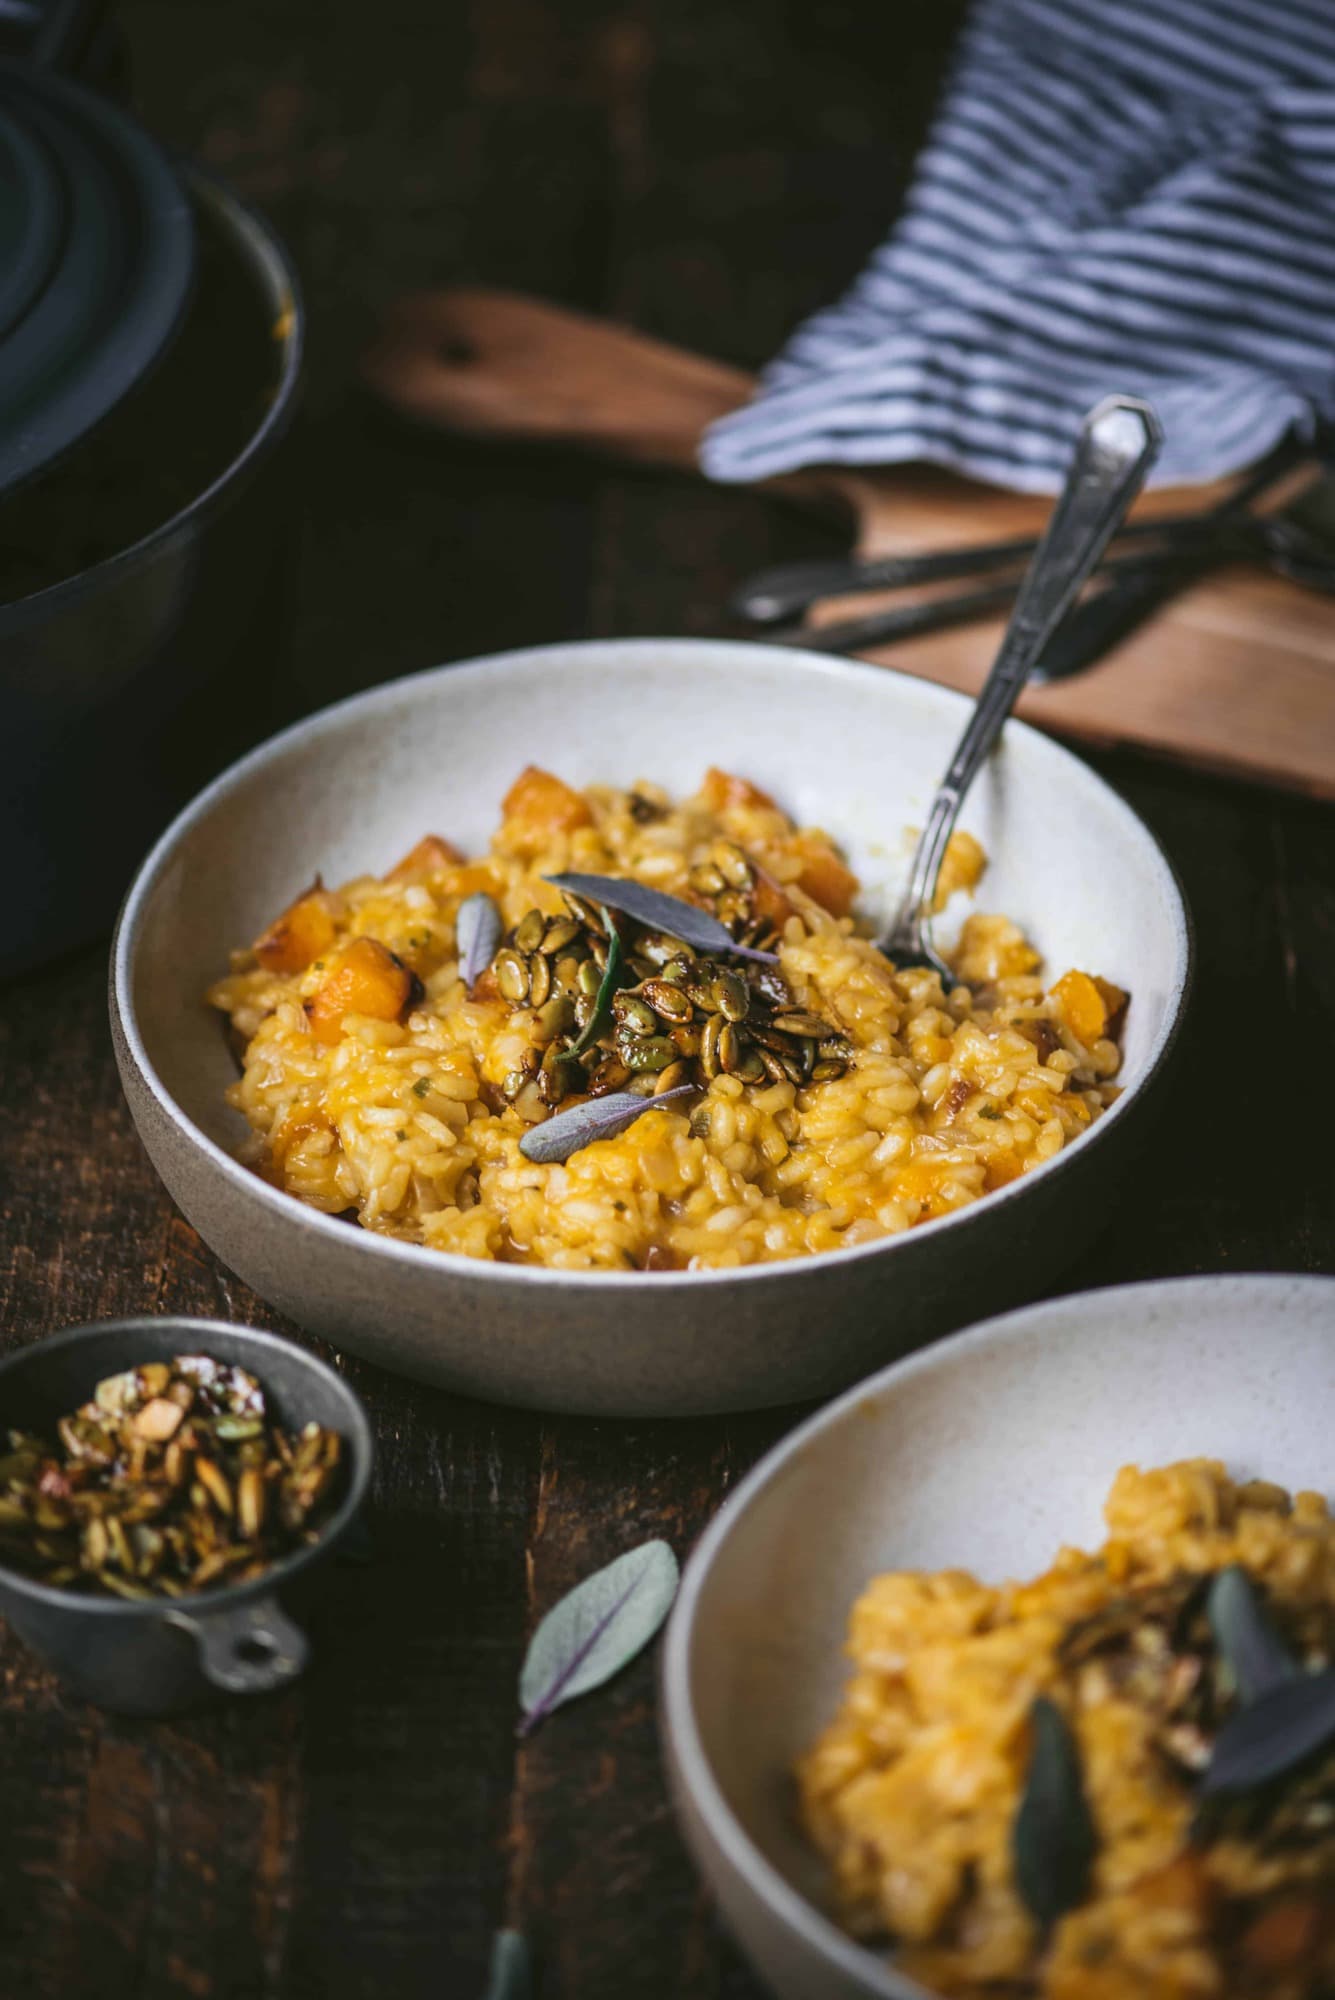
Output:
top-left (254, 885), bottom-right (341, 975)
top-left (305, 937), bottom-right (417, 1044)
top-left (751, 867), bottom-right (794, 934)
top-left (386, 833), bottom-right (466, 883)
top-left (1093, 974), bottom-right (1129, 1034)
top-left (793, 837), bottom-right (859, 918)
top-left (700, 767), bottom-right (776, 814)
top-left (1051, 969), bottom-right (1111, 1045)
top-left (500, 766), bottom-right (592, 836)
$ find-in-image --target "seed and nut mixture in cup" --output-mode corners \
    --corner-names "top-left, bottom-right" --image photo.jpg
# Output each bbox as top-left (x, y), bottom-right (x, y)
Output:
top-left (207, 765), bottom-right (1129, 1271)
top-left (0, 1356), bottom-right (345, 1599)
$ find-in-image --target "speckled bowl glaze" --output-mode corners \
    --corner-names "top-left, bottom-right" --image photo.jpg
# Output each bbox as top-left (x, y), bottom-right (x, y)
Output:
top-left (661, 1273), bottom-right (1335, 2000)
top-left (111, 640), bottom-right (1191, 1417)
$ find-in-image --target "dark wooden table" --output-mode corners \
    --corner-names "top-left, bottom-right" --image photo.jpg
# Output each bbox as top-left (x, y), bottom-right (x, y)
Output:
top-left (3, 2), bottom-right (1333, 1994)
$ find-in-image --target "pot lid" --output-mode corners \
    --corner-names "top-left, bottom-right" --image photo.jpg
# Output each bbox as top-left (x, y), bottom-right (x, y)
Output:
top-left (0, 58), bottom-right (195, 497)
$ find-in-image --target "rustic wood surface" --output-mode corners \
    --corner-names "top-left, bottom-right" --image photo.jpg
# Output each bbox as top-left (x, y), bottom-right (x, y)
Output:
top-left (1, 2), bottom-right (1333, 1994)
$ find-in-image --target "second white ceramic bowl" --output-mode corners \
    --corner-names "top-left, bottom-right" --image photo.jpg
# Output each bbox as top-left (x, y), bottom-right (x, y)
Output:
top-left (661, 1274), bottom-right (1335, 2000)
top-left (111, 641), bottom-right (1190, 1415)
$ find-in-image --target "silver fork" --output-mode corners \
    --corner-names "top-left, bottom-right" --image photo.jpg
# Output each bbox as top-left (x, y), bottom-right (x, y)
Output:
top-left (877, 395), bottom-right (1162, 979)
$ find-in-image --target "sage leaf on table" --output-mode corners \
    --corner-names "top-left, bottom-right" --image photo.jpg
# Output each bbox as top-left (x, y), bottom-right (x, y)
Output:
top-left (1201, 1665), bottom-right (1335, 1799)
top-left (565, 907), bottom-right (623, 1059)
top-left (481, 1928), bottom-right (531, 2000)
top-left (545, 872), bottom-right (778, 963)
top-left (517, 1085), bottom-right (695, 1164)
top-left (1207, 1565), bottom-right (1298, 1704)
top-left (1012, 1696), bottom-right (1097, 1928)
top-left (518, 1538), bottom-right (679, 1736)
top-left (458, 892), bottom-right (503, 992)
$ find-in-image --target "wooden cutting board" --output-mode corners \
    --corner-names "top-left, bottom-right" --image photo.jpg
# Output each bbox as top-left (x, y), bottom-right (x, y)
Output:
top-left (363, 288), bottom-right (1335, 799)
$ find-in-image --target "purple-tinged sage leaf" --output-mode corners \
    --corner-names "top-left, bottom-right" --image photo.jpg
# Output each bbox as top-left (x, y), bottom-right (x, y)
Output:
top-left (1208, 1565), bottom-right (1298, 1704)
top-left (457, 892), bottom-right (503, 992)
top-left (517, 1085), bottom-right (695, 1164)
top-left (518, 1538), bottom-right (679, 1736)
top-left (1201, 1665), bottom-right (1335, 1799)
top-left (565, 907), bottom-right (623, 1059)
top-left (1013, 1696), bottom-right (1096, 1928)
top-left (545, 872), bottom-right (778, 963)
top-left (481, 1928), bottom-right (531, 2000)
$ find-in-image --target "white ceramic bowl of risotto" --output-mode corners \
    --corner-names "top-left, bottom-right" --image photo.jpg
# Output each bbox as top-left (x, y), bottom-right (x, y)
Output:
top-left (660, 1273), bottom-right (1335, 2000)
top-left (111, 640), bottom-right (1190, 1416)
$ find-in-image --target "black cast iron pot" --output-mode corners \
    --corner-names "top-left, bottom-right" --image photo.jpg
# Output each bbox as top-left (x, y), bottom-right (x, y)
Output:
top-left (0, 7), bottom-right (305, 976)
top-left (0, 1317), bottom-right (373, 1714)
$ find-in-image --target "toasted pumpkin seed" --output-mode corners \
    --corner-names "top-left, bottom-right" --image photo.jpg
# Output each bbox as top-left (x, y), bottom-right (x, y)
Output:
top-left (713, 972), bottom-right (749, 1023)
top-left (195, 1458), bottom-right (234, 1517)
top-left (537, 1047), bottom-right (576, 1105)
top-left (700, 1015), bottom-right (723, 1079)
top-left (534, 993), bottom-right (576, 1041)
top-left (717, 1023), bottom-right (742, 1074)
top-left (613, 994), bottom-right (659, 1036)
top-left (624, 1034), bottom-right (676, 1073)
top-left (636, 931), bottom-right (682, 967)
top-left (513, 1080), bottom-right (548, 1123)
top-left (514, 908), bottom-right (547, 953)
top-left (495, 948), bottom-right (531, 1004)
top-left (237, 1467), bottom-right (267, 1540)
top-left (773, 1011), bottom-right (828, 1038)
top-left (655, 1060), bottom-right (690, 1094)
top-left (540, 916), bottom-right (581, 956)
top-left (586, 1055), bottom-right (631, 1096)
top-left (526, 952), bottom-right (553, 1008)
top-left (640, 979), bottom-right (694, 1024)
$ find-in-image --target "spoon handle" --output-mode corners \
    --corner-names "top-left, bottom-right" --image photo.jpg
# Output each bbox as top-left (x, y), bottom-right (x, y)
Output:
top-left (894, 397), bottom-right (1162, 945)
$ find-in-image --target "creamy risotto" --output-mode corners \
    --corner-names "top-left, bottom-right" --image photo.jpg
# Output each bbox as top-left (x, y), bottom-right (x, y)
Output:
top-left (801, 1460), bottom-right (1335, 1999)
top-left (207, 766), bottom-right (1127, 1270)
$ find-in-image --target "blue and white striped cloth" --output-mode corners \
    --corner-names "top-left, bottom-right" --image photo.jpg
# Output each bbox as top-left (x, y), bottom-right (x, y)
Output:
top-left (702, 0), bottom-right (1335, 493)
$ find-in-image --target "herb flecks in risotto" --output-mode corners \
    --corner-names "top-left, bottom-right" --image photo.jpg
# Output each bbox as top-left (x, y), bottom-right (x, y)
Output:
top-left (207, 767), bottom-right (1126, 1271)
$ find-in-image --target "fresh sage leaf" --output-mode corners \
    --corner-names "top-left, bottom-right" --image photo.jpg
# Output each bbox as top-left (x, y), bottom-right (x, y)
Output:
top-left (1013, 1695), bottom-right (1096, 1928)
top-left (481, 1928), bottom-right (531, 2000)
top-left (1201, 1665), bottom-right (1335, 1799)
top-left (518, 1538), bottom-right (679, 1736)
top-left (517, 1085), bottom-right (695, 1164)
top-left (545, 872), bottom-right (778, 963)
top-left (1207, 1565), bottom-right (1298, 1704)
top-left (458, 892), bottom-right (503, 992)
top-left (566, 907), bottom-right (623, 1059)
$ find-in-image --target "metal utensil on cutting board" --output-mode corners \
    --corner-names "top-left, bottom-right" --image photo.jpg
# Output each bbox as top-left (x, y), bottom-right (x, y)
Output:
top-left (765, 462), bottom-right (1335, 680)
top-left (732, 439), bottom-right (1300, 626)
top-left (878, 395), bottom-right (1161, 980)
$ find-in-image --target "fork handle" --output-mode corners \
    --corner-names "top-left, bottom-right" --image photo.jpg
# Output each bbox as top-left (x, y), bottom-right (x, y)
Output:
top-left (891, 397), bottom-right (1162, 947)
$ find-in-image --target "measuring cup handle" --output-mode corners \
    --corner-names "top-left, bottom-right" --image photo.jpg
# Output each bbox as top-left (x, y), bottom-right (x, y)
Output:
top-left (168, 1596), bottom-right (310, 1695)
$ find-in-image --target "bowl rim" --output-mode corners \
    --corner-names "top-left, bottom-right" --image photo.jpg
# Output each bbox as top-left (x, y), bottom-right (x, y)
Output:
top-left (659, 1270), bottom-right (1335, 1999)
top-left (0, 1315), bottom-right (373, 1619)
top-left (111, 637), bottom-right (1194, 1294)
